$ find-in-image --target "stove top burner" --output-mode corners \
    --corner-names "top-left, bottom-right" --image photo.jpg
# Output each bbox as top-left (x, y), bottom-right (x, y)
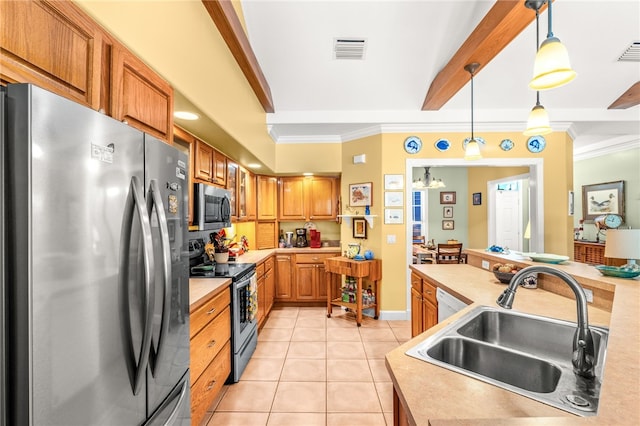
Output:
top-left (190, 262), bottom-right (255, 281)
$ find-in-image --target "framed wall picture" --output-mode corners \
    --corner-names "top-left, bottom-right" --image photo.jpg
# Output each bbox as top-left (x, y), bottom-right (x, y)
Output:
top-left (384, 191), bottom-right (403, 207)
top-left (582, 180), bottom-right (625, 221)
top-left (472, 192), bottom-right (482, 206)
top-left (442, 220), bottom-right (455, 230)
top-left (384, 209), bottom-right (403, 224)
top-left (349, 182), bottom-right (373, 207)
top-left (440, 191), bottom-right (456, 204)
top-left (353, 217), bottom-right (367, 239)
top-left (443, 206), bottom-right (453, 218)
top-left (384, 174), bottom-right (404, 190)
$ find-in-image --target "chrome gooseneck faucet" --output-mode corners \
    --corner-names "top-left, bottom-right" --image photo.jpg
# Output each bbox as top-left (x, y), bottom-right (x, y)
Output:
top-left (496, 265), bottom-right (596, 379)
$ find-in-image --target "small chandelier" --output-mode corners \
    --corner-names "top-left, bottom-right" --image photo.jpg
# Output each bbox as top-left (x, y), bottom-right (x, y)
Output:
top-left (524, 0), bottom-right (552, 136)
top-left (529, 0), bottom-right (576, 90)
top-left (464, 63), bottom-right (482, 161)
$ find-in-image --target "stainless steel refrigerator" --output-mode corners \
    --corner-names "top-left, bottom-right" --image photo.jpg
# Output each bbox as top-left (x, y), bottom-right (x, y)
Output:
top-left (2, 84), bottom-right (190, 425)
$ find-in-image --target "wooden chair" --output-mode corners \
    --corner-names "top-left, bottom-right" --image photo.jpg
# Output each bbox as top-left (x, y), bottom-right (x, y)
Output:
top-left (436, 243), bottom-right (463, 264)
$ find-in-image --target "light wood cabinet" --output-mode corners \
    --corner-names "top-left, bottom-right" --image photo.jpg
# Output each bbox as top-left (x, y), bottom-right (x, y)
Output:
top-left (0, 0), bottom-right (104, 109)
top-left (265, 258), bottom-right (276, 313)
top-left (256, 222), bottom-right (277, 249)
top-left (275, 254), bottom-right (294, 300)
top-left (410, 271), bottom-right (438, 336)
top-left (573, 241), bottom-right (625, 266)
top-left (110, 43), bottom-right (173, 143)
top-left (189, 285), bottom-right (231, 425)
top-left (257, 175), bottom-right (278, 220)
top-left (279, 176), bottom-right (339, 221)
top-left (237, 167), bottom-right (256, 221)
top-left (293, 253), bottom-right (337, 302)
top-left (226, 161), bottom-right (238, 220)
top-left (256, 256), bottom-right (275, 329)
top-left (1, 0), bottom-right (175, 144)
top-left (194, 139), bottom-right (226, 186)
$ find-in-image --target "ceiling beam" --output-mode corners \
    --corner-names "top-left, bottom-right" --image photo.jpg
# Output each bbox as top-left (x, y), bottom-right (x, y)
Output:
top-left (202, 0), bottom-right (274, 113)
top-left (422, 0), bottom-right (546, 111)
top-left (608, 81), bottom-right (640, 109)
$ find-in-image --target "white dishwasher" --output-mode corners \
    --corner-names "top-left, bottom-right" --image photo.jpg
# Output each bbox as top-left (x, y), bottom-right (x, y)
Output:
top-left (436, 287), bottom-right (468, 322)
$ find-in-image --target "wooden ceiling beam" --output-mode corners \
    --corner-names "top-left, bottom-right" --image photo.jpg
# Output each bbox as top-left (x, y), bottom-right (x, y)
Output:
top-left (202, 0), bottom-right (274, 113)
top-left (608, 81), bottom-right (640, 109)
top-left (422, 0), bottom-right (547, 111)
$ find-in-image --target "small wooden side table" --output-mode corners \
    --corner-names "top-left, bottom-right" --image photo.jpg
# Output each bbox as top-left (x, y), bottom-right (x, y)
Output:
top-left (324, 256), bottom-right (382, 326)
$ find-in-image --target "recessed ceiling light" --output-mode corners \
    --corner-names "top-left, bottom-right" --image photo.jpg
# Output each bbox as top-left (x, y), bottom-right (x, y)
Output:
top-left (303, 172), bottom-right (314, 176)
top-left (247, 163), bottom-right (261, 169)
top-left (174, 111), bottom-right (199, 120)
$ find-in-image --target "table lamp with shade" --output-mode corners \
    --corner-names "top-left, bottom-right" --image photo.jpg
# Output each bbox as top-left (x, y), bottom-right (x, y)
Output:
top-left (604, 229), bottom-right (640, 272)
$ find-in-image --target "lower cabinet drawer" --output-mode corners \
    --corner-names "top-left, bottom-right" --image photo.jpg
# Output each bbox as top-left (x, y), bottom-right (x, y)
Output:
top-left (190, 288), bottom-right (231, 339)
top-left (191, 340), bottom-right (231, 426)
top-left (190, 305), bottom-right (231, 385)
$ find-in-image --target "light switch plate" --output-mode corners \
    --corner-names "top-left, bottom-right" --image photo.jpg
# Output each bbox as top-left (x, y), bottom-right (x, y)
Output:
top-left (387, 234), bottom-right (396, 244)
top-left (482, 260), bottom-right (490, 270)
top-left (583, 288), bottom-right (594, 303)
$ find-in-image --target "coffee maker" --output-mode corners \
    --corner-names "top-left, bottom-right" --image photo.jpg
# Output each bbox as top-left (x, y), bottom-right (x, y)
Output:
top-left (295, 228), bottom-right (308, 247)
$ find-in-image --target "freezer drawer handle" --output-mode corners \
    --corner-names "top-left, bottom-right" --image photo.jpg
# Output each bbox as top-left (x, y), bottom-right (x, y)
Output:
top-left (147, 179), bottom-right (172, 377)
top-left (118, 176), bottom-right (155, 395)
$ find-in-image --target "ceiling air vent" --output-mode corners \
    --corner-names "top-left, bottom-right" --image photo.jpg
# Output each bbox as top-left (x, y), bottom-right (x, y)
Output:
top-left (333, 38), bottom-right (367, 60)
top-left (617, 41), bottom-right (640, 62)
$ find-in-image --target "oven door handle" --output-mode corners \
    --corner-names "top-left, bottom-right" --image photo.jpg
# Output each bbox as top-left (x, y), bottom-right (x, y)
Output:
top-left (147, 179), bottom-right (172, 376)
top-left (118, 176), bottom-right (155, 395)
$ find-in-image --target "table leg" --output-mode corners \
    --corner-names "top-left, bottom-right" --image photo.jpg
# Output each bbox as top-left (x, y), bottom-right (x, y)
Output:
top-left (356, 277), bottom-right (363, 326)
top-left (326, 270), bottom-right (333, 318)
top-left (374, 279), bottom-right (380, 320)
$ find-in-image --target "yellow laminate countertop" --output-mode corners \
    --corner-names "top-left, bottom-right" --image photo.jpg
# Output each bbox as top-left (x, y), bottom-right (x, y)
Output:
top-left (387, 261), bottom-right (639, 426)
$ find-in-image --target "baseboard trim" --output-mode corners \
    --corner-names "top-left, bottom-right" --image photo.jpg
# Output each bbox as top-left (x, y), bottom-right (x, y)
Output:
top-left (378, 310), bottom-right (409, 321)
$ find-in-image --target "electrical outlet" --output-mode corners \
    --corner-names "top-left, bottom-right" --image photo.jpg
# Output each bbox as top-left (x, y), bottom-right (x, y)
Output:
top-left (482, 260), bottom-right (490, 270)
top-left (583, 288), bottom-right (594, 303)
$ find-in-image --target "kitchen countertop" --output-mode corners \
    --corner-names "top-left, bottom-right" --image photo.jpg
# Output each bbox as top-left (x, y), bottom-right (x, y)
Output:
top-left (387, 260), bottom-right (639, 425)
top-left (229, 246), bottom-right (342, 265)
top-left (189, 277), bottom-right (231, 311)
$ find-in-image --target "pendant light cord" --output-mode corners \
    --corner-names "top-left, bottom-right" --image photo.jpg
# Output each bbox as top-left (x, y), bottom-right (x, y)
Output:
top-left (470, 70), bottom-right (474, 140)
top-left (535, 7), bottom-right (541, 106)
top-left (546, 0), bottom-right (554, 38)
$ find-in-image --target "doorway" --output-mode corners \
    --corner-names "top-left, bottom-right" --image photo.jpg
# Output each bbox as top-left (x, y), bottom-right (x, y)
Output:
top-left (490, 178), bottom-right (526, 251)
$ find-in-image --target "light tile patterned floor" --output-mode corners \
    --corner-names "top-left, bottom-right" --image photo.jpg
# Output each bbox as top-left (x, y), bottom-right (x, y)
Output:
top-left (202, 306), bottom-right (411, 426)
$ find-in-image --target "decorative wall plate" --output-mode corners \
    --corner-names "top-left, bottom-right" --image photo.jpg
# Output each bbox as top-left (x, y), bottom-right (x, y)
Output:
top-left (462, 136), bottom-right (486, 149)
top-left (404, 136), bottom-right (422, 154)
top-left (499, 139), bottom-right (514, 151)
top-left (434, 138), bottom-right (450, 152)
top-left (527, 135), bottom-right (546, 153)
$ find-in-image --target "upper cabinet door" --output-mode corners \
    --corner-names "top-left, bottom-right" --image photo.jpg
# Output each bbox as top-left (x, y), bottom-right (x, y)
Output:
top-left (257, 176), bottom-right (278, 220)
top-left (279, 177), bottom-right (306, 221)
top-left (194, 140), bottom-right (214, 182)
top-left (0, 0), bottom-right (103, 109)
top-left (111, 43), bottom-right (173, 143)
top-left (307, 177), bottom-right (338, 220)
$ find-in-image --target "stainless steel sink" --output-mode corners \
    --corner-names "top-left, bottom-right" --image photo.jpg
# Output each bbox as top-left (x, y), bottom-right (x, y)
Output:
top-left (406, 306), bottom-right (609, 416)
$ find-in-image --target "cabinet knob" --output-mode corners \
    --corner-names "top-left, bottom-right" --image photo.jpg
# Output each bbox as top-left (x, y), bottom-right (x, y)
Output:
top-left (206, 308), bottom-right (217, 315)
top-left (206, 380), bottom-right (216, 391)
top-left (207, 339), bottom-right (217, 348)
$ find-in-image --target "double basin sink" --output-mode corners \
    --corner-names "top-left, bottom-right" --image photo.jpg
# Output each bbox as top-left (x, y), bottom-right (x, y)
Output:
top-left (406, 306), bottom-right (609, 416)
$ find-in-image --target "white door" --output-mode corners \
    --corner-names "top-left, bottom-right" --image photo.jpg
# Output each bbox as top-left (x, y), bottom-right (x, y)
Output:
top-left (495, 189), bottom-right (523, 250)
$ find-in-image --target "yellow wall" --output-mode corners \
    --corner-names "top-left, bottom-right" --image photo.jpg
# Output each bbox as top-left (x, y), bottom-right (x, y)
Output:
top-left (76, 0), bottom-right (277, 171)
top-left (275, 143), bottom-right (342, 174)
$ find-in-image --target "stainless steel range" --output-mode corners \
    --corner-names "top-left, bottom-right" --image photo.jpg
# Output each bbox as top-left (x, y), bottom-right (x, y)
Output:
top-left (189, 240), bottom-right (257, 383)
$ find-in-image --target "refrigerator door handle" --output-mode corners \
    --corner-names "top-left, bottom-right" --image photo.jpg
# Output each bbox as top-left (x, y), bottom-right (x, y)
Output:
top-left (143, 375), bottom-right (189, 426)
top-left (147, 179), bottom-right (172, 376)
top-left (119, 176), bottom-right (156, 395)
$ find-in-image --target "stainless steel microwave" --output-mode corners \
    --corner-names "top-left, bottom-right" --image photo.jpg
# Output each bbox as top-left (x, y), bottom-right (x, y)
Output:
top-left (193, 183), bottom-right (232, 230)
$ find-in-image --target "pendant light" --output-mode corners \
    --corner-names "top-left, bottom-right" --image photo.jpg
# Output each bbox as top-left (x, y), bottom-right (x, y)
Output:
top-left (464, 63), bottom-right (482, 161)
top-left (529, 0), bottom-right (576, 90)
top-left (524, 0), bottom-right (552, 136)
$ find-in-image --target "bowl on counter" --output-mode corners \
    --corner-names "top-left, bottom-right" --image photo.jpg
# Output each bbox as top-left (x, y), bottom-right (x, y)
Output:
top-left (595, 265), bottom-right (640, 279)
top-left (493, 270), bottom-right (517, 284)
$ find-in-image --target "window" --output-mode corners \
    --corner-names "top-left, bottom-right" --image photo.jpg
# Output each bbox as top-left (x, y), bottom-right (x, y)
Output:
top-left (412, 190), bottom-right (427, 240)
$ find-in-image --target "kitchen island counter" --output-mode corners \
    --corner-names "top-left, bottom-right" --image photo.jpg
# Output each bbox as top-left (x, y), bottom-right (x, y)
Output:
top-left (387, 261), bottom-right (639, 425)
